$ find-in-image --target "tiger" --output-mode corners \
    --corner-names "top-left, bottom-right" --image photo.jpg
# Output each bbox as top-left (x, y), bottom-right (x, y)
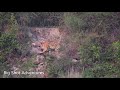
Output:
top-left (32, 39), bottom-right (60, 54)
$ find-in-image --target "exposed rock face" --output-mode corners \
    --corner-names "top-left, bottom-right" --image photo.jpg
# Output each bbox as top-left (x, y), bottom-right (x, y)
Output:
top-left (30, 28), bottom-right (61, 57)
top-left (29, 28), bottom-right (62, 78)
top-left (30, 28), bottom-right (61, 41)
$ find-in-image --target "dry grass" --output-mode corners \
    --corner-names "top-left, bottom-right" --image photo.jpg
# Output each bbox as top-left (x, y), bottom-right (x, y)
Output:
top-left (60, 67), bottom-right (82, 78)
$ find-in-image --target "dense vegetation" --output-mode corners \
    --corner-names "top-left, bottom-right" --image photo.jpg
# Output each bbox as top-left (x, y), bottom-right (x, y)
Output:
top-left (0, 12), bottom-right (120, 78)
top-left (64, 12), bottom-right (120, 77)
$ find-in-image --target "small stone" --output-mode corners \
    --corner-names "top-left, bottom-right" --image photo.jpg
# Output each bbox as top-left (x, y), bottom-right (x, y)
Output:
top-left (72, 59), bottom-right (78, 63)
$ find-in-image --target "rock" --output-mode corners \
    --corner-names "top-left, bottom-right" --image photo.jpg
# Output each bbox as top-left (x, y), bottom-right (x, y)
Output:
top-left (72, 58), bottom-right (79, 63)
top-left (39, 62), bottom-right (44, 66)
top-left (33, 61), bottom-right (40, 65)
top-left (22, 58), bottom-right (28, 62)
top-left (11, 66), bottom-right (19, 71)
top-left (39, 55), bottom-right (45, 60)
top-left (29, 68), bottom-right (34, 71)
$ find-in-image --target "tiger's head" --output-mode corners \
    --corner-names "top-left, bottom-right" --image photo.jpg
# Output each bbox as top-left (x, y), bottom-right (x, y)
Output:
top-left (32, 40), bottom-right (49, 53)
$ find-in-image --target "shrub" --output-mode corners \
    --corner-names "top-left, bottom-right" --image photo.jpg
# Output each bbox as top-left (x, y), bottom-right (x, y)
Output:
top-left (84, 62), bottom-right (120, 78)
top-left (0, 33), bottom-right (19, 61)
top-left (80, 40), bottom-right (120, 78)
top-left (79, 36), bottom-right (102, 64)
top-left (112, 41), bottom-right (120, 60)
top-left (0, 61), bottom-right (10, 78)
top-left (0, 13), bottom-right (21, 78)
top-left (46, 55), bottom-right (72, 78)
top-left (63, 12), bottom-right (113, 33)
top-left (63, 12), bottom-right (120, 78)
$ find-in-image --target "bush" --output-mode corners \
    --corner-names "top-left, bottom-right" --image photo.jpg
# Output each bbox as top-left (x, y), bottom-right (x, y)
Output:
top-left (79, 36), bottom-right (102, 64)
top-left (79, 39), bottom-right (120, 78)
top-left (0, 33), bottom-right (19, 61)
top-left (64, 13), bottom-right (85, 33)
top-left (0, 61), bottom-right (10, 78)
top-left (0, 13), bottom-right (19, 62)
top-left (0, 13), bottom-right (21, 78)
top-left (111, 41), bottom-right (120, 60)
top-left (46, 55), bottom-right (72, 78)
top-left (84, 62), bottom-right (120, 78)
top-left (102, 41), bottom-right (120, 61)
top-left (63, 12), bottom-right (113, 33)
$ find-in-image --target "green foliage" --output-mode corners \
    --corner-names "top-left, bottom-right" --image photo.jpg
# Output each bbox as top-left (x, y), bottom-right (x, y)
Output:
top-left (0, 34), bottom-right (19, 51)
top-left (90, 44), bottom-right (101, 59)
top-left (101, 41), bottom-right (120, 61)
top-left (0, 12), bottom-right (120, 78)
top-left (84, 62), bottom-right (120, 78)
top-left (111, 41), bottom-right (120, 60)
top-left (46, 55), bottom-right (72, 78)
top-left (23, 12), bottom-right (63, 27)
top-left (9, 13), bottom-right (19, 35)
top-left (0, 62), bottom-right (10, 78)
top-left (63, 12), bottom-right (113, 33)
top-left (21, 57), bottom-right (36, 70)
top-left (0, 13), bottom-right (19, 62)
top-left (63, 13), bottom-right (80, 31)
top-left (79, 37), bottom-right (101, 63)
top-left (80, 40), bottom-right (120, 78)
top-left (79, 38), bottom-right (120, 78)
top-left (64, 13), bottom-right (85, 32)
top-left (15, 12), bottom-right (36, 26)
top-left (75, 12), bottom-right (120, 78)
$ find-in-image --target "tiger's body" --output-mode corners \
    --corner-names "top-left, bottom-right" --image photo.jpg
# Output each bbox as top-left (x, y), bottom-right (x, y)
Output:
top-left (32, 39), bottom-right (60, 54)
